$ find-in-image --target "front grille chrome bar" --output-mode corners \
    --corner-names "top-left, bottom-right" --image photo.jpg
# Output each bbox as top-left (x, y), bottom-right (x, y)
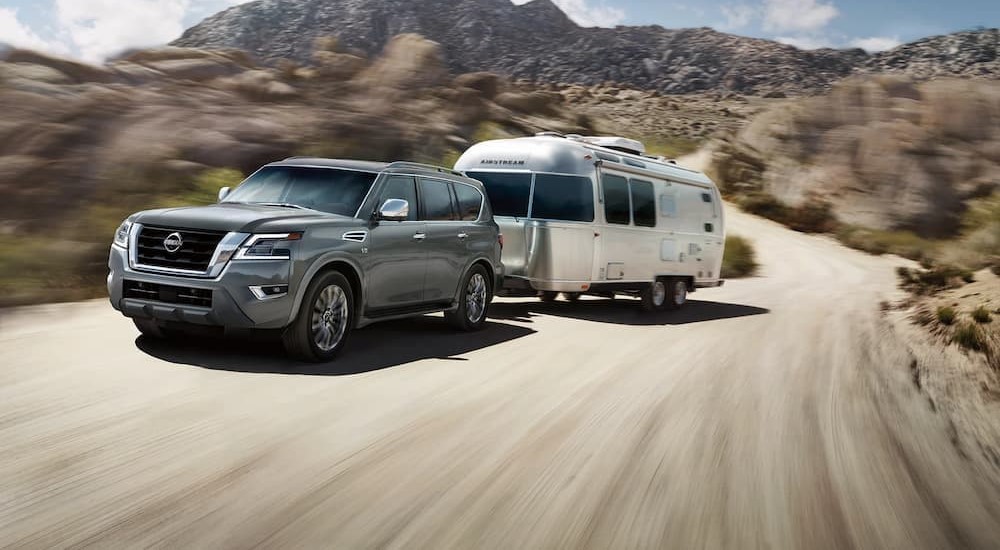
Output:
top-left (129, 223), bottom-right (250, 278)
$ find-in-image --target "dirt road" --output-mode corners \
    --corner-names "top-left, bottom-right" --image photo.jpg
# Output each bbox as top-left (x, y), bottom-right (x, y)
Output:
top-left (3, 209), bottom-right (1000, 548)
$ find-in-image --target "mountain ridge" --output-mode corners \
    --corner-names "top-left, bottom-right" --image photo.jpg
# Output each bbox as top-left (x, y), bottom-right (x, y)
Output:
top-left (171, 0), bottom-right (998, 95)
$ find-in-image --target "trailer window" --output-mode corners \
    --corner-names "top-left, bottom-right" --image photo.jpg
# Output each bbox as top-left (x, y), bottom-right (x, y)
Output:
top-left (602, 174), bottom-right (630, 225)
top-left (466, 172), bottom-right (530, 217)
top-left (531, 174), bottom-right (594, 222)
top-left (630, 179), bottom-right (656, 227)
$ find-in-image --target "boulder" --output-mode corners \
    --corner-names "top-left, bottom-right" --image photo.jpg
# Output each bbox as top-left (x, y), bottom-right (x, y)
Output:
top-left (218, 70), bottom-right (298, 101)
top-left (3, 49), bottom-right (114, 83)
top-left (144, 58), bottom-right (245, 82)
top-left (453, 72), bottom-right (504, 100)
top-left (355, 34), bottom-right (448, 90)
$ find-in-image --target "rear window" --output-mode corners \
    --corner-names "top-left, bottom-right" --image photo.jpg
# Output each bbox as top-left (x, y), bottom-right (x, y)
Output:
top-left (531, 174), bottom-right (594, 222)
top-left (454, 183), bottom-right (483, 221)
top-left (466, 172), bottom-right (531, 217)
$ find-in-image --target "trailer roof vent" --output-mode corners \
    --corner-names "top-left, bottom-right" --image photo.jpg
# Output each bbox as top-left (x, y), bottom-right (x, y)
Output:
top-left (579, 136), bottom-right (646, 155)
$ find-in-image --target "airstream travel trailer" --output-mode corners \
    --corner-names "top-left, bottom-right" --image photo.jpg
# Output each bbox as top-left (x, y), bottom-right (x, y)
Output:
top-left (454, 133), bottom-right (725, 311)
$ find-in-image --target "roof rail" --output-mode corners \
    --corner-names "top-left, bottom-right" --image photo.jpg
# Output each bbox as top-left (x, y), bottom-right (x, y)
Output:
top-left (386, 161), bottom-right (464, 177)
top-left (283, 156), bottom-right (313, 160)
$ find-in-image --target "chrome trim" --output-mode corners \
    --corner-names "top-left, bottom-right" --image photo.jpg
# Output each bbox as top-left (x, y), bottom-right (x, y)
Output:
top-left (130, 224), bottom-right (251, 278)
top-left (233, 233), bottom-right (294, 261)
top-left (342, 230), bottom-right (368, 243)
top-left (249, 285), bottom-right (289, 301)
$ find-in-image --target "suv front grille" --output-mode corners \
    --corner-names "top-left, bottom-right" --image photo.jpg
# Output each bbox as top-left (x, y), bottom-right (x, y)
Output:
top-left (136, 226), bottom-right (226, 273)
top-left (124, 280), bottom-right (213, 308)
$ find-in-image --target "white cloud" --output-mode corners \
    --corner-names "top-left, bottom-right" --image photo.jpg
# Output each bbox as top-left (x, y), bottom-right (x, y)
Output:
top-left (719, 4), bottom-right (757, 30)
top-left (849, 36), bottom-right (901, 52)
top-left (775, 35), bottom-right (834, 49)
top-left (762, 0), bottom-right (838, 33)
top-left (510, 0), bottom-right (626, 28)
top-left (0, 7), bottom-right (68, 54)
top-left (53, 0), bottom-right (191, 63)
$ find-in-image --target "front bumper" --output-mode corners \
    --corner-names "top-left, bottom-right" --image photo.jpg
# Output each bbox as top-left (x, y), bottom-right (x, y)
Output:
top-left (108, 245), bottom-right (294, 329)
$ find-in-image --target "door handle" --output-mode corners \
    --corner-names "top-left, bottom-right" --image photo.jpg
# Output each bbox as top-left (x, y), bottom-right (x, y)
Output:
top-left (457, 233), bottom-right (468, 240)
top-left (413, 232), bottom-right (426, 241)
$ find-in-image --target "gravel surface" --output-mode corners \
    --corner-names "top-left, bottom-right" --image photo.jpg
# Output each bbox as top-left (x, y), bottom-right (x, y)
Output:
top-left (2, 208), bottom-right (1000, 548)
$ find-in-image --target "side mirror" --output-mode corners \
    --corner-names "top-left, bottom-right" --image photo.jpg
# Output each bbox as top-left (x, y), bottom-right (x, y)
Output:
top-left (378, 198), bottom-right (409, 221)
top-left (218, 187), bottom-right (231, 202)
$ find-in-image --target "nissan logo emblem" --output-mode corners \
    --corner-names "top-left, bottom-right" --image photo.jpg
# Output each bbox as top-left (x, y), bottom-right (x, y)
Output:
top-left (163, 232), bottom-right (184, 253)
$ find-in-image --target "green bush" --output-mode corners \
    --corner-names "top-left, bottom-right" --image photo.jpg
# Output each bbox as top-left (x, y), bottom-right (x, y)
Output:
top-left (953, 323), bottom-right (986, 352)
top-left (738, 192), bottom-right (789, 222)
top-left (837, 226), bottom-right (937, 261)
top-left (972, 306), bottom-right (992, 324)
top-left (937, 306), bottom-right (957, 325)
top-left (721, 235), bottom-right (759, 278)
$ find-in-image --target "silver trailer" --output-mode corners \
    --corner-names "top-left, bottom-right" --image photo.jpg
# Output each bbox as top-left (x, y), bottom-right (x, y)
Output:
top-left (454, 133), bottom-right (725, 310)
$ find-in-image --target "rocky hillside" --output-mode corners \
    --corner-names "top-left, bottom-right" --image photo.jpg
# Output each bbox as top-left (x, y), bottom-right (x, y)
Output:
top-left (864, 29), bottom-right (1000, 80)
top-left (0, 35), bottom-right (597, 305)
top-left (708, 76), bottom-right (1000, 267)
top-left (172, 0), bottom-right (997, 96)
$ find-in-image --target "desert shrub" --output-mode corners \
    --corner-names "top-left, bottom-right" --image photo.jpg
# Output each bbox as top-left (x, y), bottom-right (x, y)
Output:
top-left (785, 197), bottom-right (837, 233)
top-left (737, 192), bottom-right (836, 233)
top-left (837, 226), bottom-right (937, 261)
top-left (721, 235), bottom-right (759, 278)
top-left (937, 306), bottom-right (957, 325)
top-left (953, 323), bottom-right (986, 351)
top-left (738, 192), bottom-right (789, 222)
top-left (972, 306), bottom-right (992, 324)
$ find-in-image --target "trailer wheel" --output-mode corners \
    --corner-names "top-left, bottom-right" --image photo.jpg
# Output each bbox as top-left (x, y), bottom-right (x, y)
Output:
top-left (665, 278), bottom-right (688, 310)
top-left (539, 291), bottom-right (559, 302)
top-left (641, 280), bottom-right (668, 312)
top-left (563, 292), bottom-right (582, 302)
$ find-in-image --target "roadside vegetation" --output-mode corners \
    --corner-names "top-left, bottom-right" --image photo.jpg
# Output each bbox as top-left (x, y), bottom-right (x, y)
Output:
top-left (721, 235), bottom-right (759, 278)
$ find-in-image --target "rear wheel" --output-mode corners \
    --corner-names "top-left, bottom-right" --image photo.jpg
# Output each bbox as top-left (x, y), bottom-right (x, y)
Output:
top-left (446, 265), bottom-right (491, 331)
top-left (282, 271), bottom-right (354, 362)
top-left (563, 292), bottom-right (582, 302)
top-left (539, 291), bottom-right (559, 302)
top-left (641, 279), bottom-right (668, 312)
top-left (665, 277), bottom-right (688, 310)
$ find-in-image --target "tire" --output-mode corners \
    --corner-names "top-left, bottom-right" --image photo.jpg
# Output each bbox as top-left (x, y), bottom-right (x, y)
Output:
top-left (665, 277), bottom-right (689, 310)
top-left (641, 279), bottom-right (668, 312)
top-left (445, 265), bottom-right (491, 331)
top-left (282, 271), bottom-right (354, 362)
top-left (563, 292), bottom-right (582, 302)
top-left (133, 318), bottom-right (171, 339)
top-left (538, 291), bottom-right (559, 302)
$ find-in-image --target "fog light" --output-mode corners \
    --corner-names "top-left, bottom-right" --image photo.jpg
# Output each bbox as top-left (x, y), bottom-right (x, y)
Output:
top-left (249, 285), bottom-right (289, 300)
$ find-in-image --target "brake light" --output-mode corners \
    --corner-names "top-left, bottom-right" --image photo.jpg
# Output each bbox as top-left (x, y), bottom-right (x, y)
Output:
top-left (498, 233), bottom-right (504, 248)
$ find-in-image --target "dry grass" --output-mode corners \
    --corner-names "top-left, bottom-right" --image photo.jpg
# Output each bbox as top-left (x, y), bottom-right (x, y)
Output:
top-left (937, 306), bottom-right (957, 326)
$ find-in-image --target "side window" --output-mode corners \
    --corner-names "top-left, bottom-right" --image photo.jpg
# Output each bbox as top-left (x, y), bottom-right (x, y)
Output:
top-left (531, 174), bottom-right (594, 222)
top-left (630, 179), bottom-right (656, 227)
top-left (660, 192), bottom-right (678, 218)
top-left (419, 178), bottom-right (457, 221)
top-left (602, 174), bottom-right (630, 225)
top-left (453, 183), bottom-right (483, 221)
top-left (378, 175), bottom-right (418, 221)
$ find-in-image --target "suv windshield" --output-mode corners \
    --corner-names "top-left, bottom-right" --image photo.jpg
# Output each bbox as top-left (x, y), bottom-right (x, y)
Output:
top-left (224, 166), bottom-right (377, 217)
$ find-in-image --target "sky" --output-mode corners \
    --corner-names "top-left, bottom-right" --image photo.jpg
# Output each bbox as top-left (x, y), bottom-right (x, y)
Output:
top-left (0, 0), bottom-right (997, 63)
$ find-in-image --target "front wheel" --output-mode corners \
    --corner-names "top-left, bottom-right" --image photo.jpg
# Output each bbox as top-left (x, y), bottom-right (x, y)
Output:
top-left (445, 265), bottom-right (491, 331)
top-left (282, 271), bottom-right (354, 362)
top-left (133, 318), bottom-right (173, 339)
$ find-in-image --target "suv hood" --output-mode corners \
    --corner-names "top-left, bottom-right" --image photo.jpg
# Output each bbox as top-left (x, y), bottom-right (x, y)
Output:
top-left (133, 203), bottom-right (356, 233)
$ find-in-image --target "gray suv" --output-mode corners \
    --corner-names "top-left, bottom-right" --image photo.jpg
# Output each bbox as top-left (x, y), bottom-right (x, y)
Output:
top-left (108, 158), bottom-right (503, 362)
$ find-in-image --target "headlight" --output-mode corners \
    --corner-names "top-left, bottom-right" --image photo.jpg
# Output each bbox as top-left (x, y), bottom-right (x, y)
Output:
top-left (113, 220), bottom-right (133, 248)
top-left (234, 233), bottom-right (302, 260)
